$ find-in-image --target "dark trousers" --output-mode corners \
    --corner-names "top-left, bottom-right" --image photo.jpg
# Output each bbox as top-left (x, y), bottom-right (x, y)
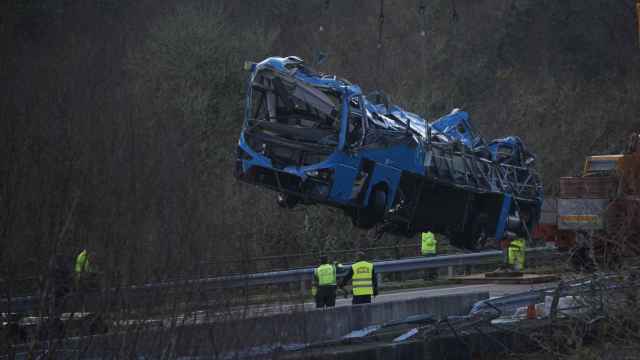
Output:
top-left (315, 285), bottom-right (337, 308)
top-left (423, 254), bottom-right (438, 280)
top-left (352, 295), bottom-right (372, 305)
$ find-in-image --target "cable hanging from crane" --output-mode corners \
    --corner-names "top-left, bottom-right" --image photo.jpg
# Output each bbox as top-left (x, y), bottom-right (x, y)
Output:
top-left (418, 0), bottom-right (429, 115)
top-left (377, 0), bottom-right (385, 49)
top-left (447, 0), bottom-right (460, 114)
top-left (636, 0), bottom-right (640, 48)
top-left (319, 0), bottom-right (330, 32)
top-left (314, 0), bottom-right (331, 66)
top-left (375, 0), bottom-right (386, 89)
top-left (450, 0), bottom-right (459, 23)
top-left (418, 0), bottom-right (427, 37)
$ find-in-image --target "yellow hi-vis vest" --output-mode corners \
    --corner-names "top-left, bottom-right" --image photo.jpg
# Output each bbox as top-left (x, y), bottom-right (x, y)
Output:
top-left (75, 250), bottom-right (90, 274)
top-left (315, 263), bottom-right (337, 286)
top-left (421, 232), bottom-right (437, 255)
top-left (351, 261), bottom-right (374, 296)
top-left (508, 238), bottom-right (525, 270)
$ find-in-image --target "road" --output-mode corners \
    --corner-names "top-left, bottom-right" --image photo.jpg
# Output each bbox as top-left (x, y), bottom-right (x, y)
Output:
top-left (6, 281), bottom-right (558, 359)
top-left (158, 282), bottom-right (556, 327)
top-left (343, 282), bottom-right (553, 305)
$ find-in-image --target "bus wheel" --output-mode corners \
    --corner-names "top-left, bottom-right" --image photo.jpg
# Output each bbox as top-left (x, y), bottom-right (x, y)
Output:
top-left (355, 188), bottom-right (387, 229)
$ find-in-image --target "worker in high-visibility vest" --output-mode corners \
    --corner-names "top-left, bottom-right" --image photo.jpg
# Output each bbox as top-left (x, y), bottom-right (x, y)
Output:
top-left (313, 255), bottom-right (337, 308)
top-left (74, 248), bottom-right (99, 291)
top-left (508, 237), bottom-right (526, 271)
top-left (339, 252), bottom-right (378, 304)
top-left (421, 231), bottom-right (437, 255)
top-left (421, 231), bottom-right (438, 280)
top-left (74, 249), bottom-right (91, 287)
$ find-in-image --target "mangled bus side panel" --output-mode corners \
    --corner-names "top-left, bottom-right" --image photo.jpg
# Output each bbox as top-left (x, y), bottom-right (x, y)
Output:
top-left (235, 57), bottom-right (543, 249)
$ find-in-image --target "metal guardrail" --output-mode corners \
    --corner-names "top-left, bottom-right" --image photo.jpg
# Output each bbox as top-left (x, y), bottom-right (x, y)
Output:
top-left (2, 247), bottom-right (558, 314)
top-left (0, 243), bottom-right (449, 294)
top-left (469, 271), bottom-right (640, 317)
top-left (208, 246), bottom-right (553, 287)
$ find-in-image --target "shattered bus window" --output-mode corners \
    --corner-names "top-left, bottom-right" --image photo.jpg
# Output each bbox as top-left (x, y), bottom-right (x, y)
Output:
top-left (248, 68), bottom-right (341, 147)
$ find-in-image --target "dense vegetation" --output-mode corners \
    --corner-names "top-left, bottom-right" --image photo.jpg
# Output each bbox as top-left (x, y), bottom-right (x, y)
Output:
top-left (2, 0), bottom-right (639, 285)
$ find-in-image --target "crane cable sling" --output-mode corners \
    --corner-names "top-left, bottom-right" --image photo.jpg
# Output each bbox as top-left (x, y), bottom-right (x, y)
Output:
top-left (419, 0), bottom-right (428, 115)
top-left (314, 0), bottom-right (331, 66)
top-left (376, 0), bottom-right (385, 86)
top-left (320, 0), bottom-right (330, 32)
top-left (637, 0), bottom-right (640, 48)
top-left (451, 0), bottom-right (459, 22)
top-left (419, 0), bottom-right (427, 37)
top-left (448, 0), bottom-right (459, 110)
top-left (377, 0), bottom-right (385, 49)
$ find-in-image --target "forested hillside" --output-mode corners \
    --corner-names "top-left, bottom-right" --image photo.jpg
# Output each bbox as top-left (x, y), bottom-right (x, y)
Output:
top-left (2, 0), bottom-right (639, 284)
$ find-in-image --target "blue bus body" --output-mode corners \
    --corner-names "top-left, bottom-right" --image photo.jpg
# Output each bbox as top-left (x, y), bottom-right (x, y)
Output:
top-left (235, 57), bottom-right (542, 249)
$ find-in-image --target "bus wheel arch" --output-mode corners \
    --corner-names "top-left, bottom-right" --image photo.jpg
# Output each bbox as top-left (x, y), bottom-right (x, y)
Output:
top-left (355, 182), bottom-right (389, 229)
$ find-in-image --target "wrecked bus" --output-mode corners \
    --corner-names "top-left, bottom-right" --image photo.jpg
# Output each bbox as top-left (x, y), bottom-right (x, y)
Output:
top-left (235, 56), bottom-right (543, 249)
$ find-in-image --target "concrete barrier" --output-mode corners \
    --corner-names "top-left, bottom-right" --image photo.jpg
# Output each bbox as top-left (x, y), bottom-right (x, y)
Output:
top-left (169, 291), bottom-right (487, 356)
top-left (66, 291), bottom-right (488, 358)
top-left (287, 291), bottom-right (489, 342)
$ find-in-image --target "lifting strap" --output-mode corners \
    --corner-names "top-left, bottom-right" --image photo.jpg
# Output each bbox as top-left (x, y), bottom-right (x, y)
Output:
top-left (314, 0), bottom-right (331, 66)
top-left (377, 0), bottom-right (385, 49)
top-left (451, 0), bottom-right (459, 23)
top-left (418, 0), bottom-right (427, 37)
top-left (418, 0), bottom-right (429, 115)
top-left (636, 0), bottom-right (640, 48)
top-left (374, 0), bottom-right (386, 89)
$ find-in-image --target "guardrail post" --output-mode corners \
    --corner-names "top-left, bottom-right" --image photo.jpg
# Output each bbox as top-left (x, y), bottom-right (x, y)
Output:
top-left (377, 273), bottom-right (383, 289)
top-left (448, 265), bottom-right (454, 278)
top-left (300, 279), bottom-right (306, 298)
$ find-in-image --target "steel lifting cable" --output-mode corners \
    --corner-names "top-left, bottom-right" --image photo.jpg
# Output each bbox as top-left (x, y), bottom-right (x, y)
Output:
top-left (448, 0), bottom-right (459, 110)
top-left (636, 0), bottom-right (640, 48)
top-left (314, 0), bottom-right (331, 66)
top-left (418, 0), bottom-right (427, 37)
top-left (377, 0), bottom-right (385, 49)
top-left (319, 0), bottom-right (330, 32)
top-left (450, 0), bottom-right (459, 23)
top-left (449, 0), bottom-right (460, 50)
top-left (418, 0), bottom-right (428, 115)
top-left (375, 0), bottom-right (385, 87)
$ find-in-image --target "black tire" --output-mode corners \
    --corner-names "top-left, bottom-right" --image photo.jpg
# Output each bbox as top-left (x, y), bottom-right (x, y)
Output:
top-left (355, 187), bottom-right (387, 229)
